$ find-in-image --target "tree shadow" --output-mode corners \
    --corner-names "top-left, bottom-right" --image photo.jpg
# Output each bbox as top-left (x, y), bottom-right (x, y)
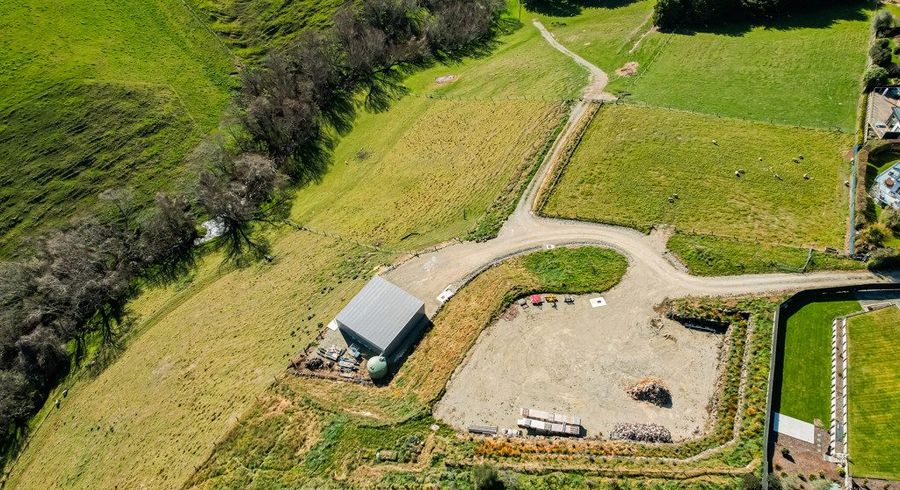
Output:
top-left (522, 0), bottom-right (639, 18)
top-left (666, 1), bottom-right (870, 37)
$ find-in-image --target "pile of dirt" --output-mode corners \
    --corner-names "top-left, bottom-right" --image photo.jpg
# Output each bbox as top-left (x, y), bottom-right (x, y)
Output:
top-left (626, 377), bottom-right (672, 407)
top-left (609, 423), bottom-right (672, 443)
top-left (615, 62), bottom-right (639, 77)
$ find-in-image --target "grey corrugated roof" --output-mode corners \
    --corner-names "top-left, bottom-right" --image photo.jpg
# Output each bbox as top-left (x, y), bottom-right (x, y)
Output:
top-left (335, 276), bottom-right (424, 352)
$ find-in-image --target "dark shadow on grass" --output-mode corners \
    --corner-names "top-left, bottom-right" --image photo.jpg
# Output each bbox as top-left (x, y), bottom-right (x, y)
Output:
top-left (522, 0), bottom-right (639, 17)
top-left (666, 1), bottom-right (870, 37)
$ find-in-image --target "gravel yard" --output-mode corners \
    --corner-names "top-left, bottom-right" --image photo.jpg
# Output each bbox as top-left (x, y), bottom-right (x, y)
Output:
top-left (434, 287), bottom-right (727, 441)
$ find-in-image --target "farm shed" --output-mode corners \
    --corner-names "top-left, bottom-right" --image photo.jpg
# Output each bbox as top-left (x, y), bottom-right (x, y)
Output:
top-left (334, 276), bottom-right (426, 359)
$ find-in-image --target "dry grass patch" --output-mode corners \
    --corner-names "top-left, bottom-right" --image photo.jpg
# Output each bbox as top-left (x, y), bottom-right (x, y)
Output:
top-left (5, 233), bottom-right (380, 489)
top-left (292, 98), bottom-right (567, 248)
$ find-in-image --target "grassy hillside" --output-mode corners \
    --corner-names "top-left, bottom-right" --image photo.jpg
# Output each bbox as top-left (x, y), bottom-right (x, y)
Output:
top-left (847, 306), bottom-right (900, 481)
top-left (775, 300), bottom-right (861, 427)
top-left (0, 0), bottom-right (234, 253)
top-left (538, 1), bottom-right (870, 129)
top-left (543, 104), bottom-right (852, 249)
top-left (6, 19), bottom-right (585, 488)
top-left (0, 82), bottom-right (196, 254)
top-left (184, 0), bottom-right (346, 60)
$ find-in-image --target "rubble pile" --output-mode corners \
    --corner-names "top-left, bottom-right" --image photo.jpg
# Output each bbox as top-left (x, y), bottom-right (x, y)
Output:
top-left (609, 423), bottom-right (672, 443)
top-left (304, 357), bottom-right (324, 370)
top-left (626, 377), bottom-right (672, 407)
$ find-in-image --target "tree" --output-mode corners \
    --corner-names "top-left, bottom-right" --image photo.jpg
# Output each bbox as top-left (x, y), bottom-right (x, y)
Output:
top-left (856, 222), bottom-right (890, 251)
top-left (15, 327), bottom-right (68, 391)
top-left (425, 0), bottom-right (505, 57)
top-left (874, 10), bottom-right (894, 38)
top-left (137, 194), bottom-right (198, 281)
top-left (198, 154), bottom-right (288, 264)
top-left (870, 42), bottom-right (893, 68)
top-left (864, 66), bottom-right (890, 91)
top-left (0, 370), bottom-right (34, 438)
top-left (34, 220), bottom-right (134, 350)
top-left (883, 207), bottom-right (900, 234)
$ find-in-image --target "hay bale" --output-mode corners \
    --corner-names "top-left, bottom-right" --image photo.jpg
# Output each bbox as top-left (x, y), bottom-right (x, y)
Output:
top-left (609, 423), bottom-right (672, 443)
top-left (626, 377), bottom-right (672, 407)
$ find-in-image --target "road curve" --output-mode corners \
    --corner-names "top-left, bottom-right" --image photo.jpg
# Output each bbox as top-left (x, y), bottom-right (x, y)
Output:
top-left (385, 21), bottom-right (890, 315)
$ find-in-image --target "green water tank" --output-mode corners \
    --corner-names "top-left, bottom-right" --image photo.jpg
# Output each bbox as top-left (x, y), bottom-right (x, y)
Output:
top-left (367, 356), bottom-right (389, 380)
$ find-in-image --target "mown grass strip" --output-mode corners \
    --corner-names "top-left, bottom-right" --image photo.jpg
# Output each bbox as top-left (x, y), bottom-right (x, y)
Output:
top-left (847, 306), bottom-right (900, 480)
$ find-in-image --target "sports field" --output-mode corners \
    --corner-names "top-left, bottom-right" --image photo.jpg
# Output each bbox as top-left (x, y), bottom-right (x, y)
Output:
top-left (847, 306), bottom-right (900, 481)
top-left (0, 0), bottom-right (234, 253)
top-left (538, 1), bottom-right (871, 129)
top-left (776, 300), bottom-right (861, 427)
top-left (542, 104), bottom-right (852, 251)
top-left (6, 18), bottom-right (584, 488)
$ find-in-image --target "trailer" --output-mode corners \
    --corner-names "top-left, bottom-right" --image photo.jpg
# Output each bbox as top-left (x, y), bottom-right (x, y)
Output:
top-left (516, 418), bottom-right (581, 437)
top-left (520, 408), bottom-right (582, 426)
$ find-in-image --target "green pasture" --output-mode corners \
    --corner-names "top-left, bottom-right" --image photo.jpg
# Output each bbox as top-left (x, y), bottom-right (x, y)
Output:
top-left (0, 0), bottom-right (234, 252)
top-left (668, 234), bottom-right (864, 276)
top-left (776, 300), bottom-right (861, 427)
top-left (847, 306), bottom-right (900, 481)
top-left (543, 104), bottom-right (852, 253)
top-left (0, 82), bottom-right (196, 255)
top-left (184, 0), bottom-right (345, 60)
top-left (536, 1), bottom-right (871, 130)
top-left (529, 0), bottom-right (658, 77)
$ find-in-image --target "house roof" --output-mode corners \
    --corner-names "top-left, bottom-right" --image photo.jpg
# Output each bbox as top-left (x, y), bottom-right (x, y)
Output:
top-left (335, 276), bottom-right (424, 353)
top-left (871, 92), bottom-right (899, 126)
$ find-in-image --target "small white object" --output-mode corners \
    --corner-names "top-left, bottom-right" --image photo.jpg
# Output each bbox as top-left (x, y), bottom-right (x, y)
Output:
top-left (327, 320), bottom-right (339, 331)
top-left (544, 244), bottom-right (556, 250)
top-left (590, 297), bottom-right (607, 308)
top-left (195, 218), bottom-right (225, 245)
top-left (437, 286), bottom-right (456, 304)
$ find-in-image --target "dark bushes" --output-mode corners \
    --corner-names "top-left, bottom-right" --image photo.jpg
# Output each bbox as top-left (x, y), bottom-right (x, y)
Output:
top-left (0, 191), bottom-right (198, 453)
top-left (653, 0), bottom-right (844, 29)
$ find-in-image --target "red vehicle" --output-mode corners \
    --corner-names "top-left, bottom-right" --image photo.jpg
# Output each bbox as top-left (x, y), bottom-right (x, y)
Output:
top-left (530, 294), bottom-right (543, 306)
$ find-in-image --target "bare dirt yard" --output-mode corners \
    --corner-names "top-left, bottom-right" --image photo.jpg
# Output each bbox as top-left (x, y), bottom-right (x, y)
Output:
top-left (434, 288), bottom-right (726, 441)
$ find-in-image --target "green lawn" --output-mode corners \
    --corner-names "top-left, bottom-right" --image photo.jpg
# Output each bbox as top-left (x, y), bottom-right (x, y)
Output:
top-left (847, 306), bottom-right (900, 481)
top-left (777, 300), bottom-right (861, 427)
top-left (0, 0), bottom-right (234, 253)
top-left (543, 104), bottom-right (852, 258)
top-left (538, 2), bottom-right (871, 130)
